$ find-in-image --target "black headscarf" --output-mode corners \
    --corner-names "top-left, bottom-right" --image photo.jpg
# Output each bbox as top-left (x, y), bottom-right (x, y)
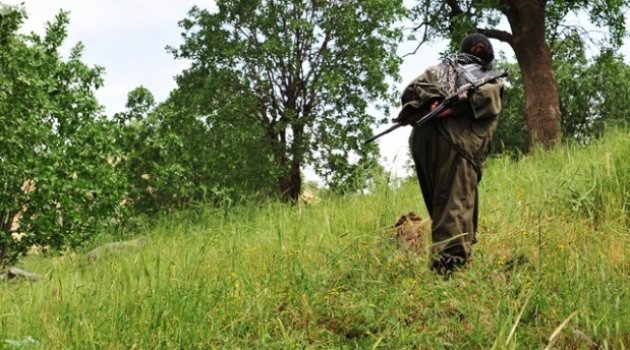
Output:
top-left (460, 33), bottom-right (494, 66)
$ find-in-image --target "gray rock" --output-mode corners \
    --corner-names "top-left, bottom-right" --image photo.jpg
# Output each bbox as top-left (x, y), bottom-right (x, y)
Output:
top-left (0, 267), bottom-right (38, 281)
top-left (85, 236), bottom-right (149, 262)
top-left (4, 335), bottom-right (40, 348)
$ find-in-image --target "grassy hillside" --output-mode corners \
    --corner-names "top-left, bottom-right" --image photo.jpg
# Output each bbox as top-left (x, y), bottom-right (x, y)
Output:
top-left (1, 130), bottom-right (629, 349)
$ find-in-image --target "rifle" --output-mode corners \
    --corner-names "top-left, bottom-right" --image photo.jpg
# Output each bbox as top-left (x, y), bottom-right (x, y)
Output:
top-left (365, 69), bottom-right (510, 144)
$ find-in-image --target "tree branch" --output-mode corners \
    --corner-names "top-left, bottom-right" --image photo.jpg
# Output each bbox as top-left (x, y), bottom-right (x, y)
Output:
top-left (402, 23), bottom-right (429, 58)
top-left (476, 27), bottom-right (514, 45)
top-left (444, 0), bottom-right (464, 15)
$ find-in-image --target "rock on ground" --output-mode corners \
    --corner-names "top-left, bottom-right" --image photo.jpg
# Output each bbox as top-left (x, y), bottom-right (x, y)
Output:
top-left (394, 211), bottom-right (429, 253)
top-left (85, 236), bottom-right (149, 262)
top-left (0, 267), bottom-right (38, 281)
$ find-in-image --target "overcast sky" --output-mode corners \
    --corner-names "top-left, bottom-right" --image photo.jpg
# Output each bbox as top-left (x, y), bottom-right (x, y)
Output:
top-left (6, 1), bottom-right (630, 180)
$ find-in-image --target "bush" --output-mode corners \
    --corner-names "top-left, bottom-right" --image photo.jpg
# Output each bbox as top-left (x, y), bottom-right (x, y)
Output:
top-left (0, 8), bottom-right (126, 268)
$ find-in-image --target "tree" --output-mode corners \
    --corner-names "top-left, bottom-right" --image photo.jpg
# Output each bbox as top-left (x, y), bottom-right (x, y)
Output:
top-left (114, 87), bottom-right (278, 211)
top-left (492, 41), bottom-right (630, 154)
top-left (411, 0), bottom-right (629, 150)
top-left (556, 49), bottom-right (630, 141)
top-left (170, 0), bottom-right (406, 202)
top-left (0, 7), bottom-right (126, 268)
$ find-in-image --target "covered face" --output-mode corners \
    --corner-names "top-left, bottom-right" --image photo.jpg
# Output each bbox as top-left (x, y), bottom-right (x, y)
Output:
top-left (460, 33), bottom-right (494, 65)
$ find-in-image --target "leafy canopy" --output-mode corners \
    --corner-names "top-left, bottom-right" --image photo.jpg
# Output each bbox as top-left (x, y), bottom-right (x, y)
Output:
top-left (170, 0), bottom-right (406, 195)
top-left (411, 0), bottom-right (629, 52)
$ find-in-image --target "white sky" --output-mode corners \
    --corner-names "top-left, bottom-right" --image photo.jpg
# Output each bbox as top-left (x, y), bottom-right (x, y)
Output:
top-left (6, 1), bottom-right (630, 181)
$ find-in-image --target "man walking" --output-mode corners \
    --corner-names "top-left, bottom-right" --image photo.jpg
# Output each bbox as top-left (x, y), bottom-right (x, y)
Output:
top-left (400, 33), bottom-right (504, 274)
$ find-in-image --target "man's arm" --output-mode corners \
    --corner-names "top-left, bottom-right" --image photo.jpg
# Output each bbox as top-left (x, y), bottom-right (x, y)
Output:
top-left (396, 65), bottom-right (446, 125)
top-left (468, 81), bottom-right (503, 119)
top-left (431, 80), bottom-right (503, 119)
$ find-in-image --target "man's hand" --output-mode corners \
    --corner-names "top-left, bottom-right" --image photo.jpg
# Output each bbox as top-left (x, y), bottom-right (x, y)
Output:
top-left (430, 90), bottom-right (470, 118)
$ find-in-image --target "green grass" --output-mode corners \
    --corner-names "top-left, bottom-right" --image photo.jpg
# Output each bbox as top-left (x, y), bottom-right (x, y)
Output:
top-left (1, 130), bottom-right (629, 349)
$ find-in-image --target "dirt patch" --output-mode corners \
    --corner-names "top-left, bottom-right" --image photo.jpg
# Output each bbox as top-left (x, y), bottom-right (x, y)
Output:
top-left (394, 212), bottom-right (429, 254)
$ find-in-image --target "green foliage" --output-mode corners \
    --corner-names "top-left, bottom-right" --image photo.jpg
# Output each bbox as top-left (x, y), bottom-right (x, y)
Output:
top-left (1, 130), bottom-right (629, 348)
top-left (546, 0), bottom-right (629, 48)
top-left (0, 8), bottom-right (126, 268)
top-left (410, 0), bottom-right (503, 52)
top-left (412, 0), bottom-right (629, 53)
top-left (114, 89), bottom-right (277, 212)
top-left (169, 0), bottom-right (406, 199)
top-left (556, 47), bottom-right (630, 141)
top-left (490, 60), bottom-right (527, 155)
top-left (492, 49), bottom-right (630, 153)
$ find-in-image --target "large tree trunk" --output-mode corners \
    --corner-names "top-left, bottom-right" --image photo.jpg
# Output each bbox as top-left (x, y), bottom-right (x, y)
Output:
top-left (278, 124), bottom-right (304, 203)
top-left (278, 158), bottom-right (301, 203)
top-left (269, 124), bottom-right (303, 203)
top-left (506, 1), bottom-right (562, 149)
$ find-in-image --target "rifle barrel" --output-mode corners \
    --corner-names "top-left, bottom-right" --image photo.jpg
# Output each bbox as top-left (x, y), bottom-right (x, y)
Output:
top-left (364, 123), bottom-right (403, 144)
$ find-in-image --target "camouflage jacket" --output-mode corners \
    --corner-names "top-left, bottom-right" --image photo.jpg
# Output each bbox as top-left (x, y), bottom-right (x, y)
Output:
top-left (400, 62), bottom-right (504, 170)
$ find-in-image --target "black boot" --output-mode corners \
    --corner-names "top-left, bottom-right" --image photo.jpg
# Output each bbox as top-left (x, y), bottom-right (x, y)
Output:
top-left (430, 245), bottom-right (468, 276)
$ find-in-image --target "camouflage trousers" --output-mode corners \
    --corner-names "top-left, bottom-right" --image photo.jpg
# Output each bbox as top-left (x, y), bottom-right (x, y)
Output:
top-left (409, 123), bottom-right (479, 272)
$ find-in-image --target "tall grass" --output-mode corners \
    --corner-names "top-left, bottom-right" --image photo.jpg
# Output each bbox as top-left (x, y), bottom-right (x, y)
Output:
top-left (1, 130), bottom-right (628, 349)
